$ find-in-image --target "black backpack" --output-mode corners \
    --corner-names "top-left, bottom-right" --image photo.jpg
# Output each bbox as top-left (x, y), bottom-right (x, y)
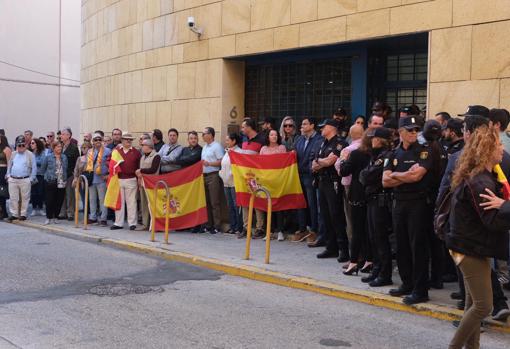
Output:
top-left (434, 188), bottom-right (453, 241)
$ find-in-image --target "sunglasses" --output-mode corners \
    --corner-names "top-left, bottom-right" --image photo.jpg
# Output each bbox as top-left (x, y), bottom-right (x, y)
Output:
top-left (17, 144), bottom-right (26, 147)
top-left (47, 135), bottom-right (54, 138)
top-left (406, 128), bottom-right (420, 133)
top-left (93, 138), bottom-right (102, 142)
top-left (30, 141), bottom-right (36, 144)
top-left (283, 124), bottom-right (294, 128)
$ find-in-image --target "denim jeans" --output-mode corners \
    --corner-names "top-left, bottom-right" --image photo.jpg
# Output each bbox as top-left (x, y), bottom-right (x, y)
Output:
top-left (89, 182), bottom-right (107, 221)
top-left (30, 175), bottom-right (45, 209)
top-left (224, 186), bottom-right (242, 232)
top-left (297, 174), bottom-right (319, 232)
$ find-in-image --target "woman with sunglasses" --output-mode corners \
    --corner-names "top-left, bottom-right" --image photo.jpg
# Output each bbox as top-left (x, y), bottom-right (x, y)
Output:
top-left (30, 138), bottom-right (46, 216)
top-left (41, 141), bottom-right (68, 224)
top-left (279, 116), bottom-right (297, 151)
top-left (0, 135), bottom-right (12, 220)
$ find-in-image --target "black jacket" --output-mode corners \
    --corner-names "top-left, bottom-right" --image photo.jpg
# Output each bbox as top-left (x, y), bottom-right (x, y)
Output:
top-left (175, 145), bottom-right (202, 167)
top-left (63, 142), bottom-right (80, 179)
top-left (359, 148), bottom-right (392, 197)
top-left (294, 132), bottom-right (323, 176)
top-left (339, 149), bottom-right (370, 204)
top-left (446, 171), bottom-right (510, 260)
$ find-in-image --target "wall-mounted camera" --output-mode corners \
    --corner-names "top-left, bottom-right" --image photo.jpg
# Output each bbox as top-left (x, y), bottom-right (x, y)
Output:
top-left (187, 16), bottom-right (203, 37)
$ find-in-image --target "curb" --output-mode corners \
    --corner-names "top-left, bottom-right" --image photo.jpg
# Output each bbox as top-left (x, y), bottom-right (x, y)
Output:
top-left (12, 220), bottom-right (510, 334)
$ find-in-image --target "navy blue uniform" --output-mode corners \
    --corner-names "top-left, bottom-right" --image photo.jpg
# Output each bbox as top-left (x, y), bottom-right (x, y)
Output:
top-left (315, 135), bottom-right (349, 256)
top-left (384, 141), bottom-right (433, 297)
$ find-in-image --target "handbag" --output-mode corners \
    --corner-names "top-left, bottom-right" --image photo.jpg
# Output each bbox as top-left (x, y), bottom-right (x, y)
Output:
top-left (0, 184), bottom-right (8, 198)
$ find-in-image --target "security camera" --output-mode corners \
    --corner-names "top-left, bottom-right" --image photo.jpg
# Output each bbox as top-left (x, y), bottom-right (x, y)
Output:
top-left (187, 16), bottom-right (195, 28)
top-left (187, 16), bottom-right (203, 37)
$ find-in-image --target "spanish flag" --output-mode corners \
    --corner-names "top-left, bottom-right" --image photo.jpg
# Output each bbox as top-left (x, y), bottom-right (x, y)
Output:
top-left (104, 148), bottom-right (124, 210)
top-left (230, 151), bottom-right (306, 211)
top-left (494, 164), bottom-right (510, 200)
top-left (142, 161), bottom-right (208, 231)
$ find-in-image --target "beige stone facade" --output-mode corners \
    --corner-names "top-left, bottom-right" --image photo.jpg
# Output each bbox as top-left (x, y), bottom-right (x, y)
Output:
top-left (81, 0), bottom-right (510, 139)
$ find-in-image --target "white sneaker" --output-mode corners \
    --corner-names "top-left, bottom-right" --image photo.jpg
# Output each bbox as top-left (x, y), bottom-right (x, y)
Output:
top-left (44, 219), bottom-right (51, 225)
top-left (52, 219), bottom-right (59, 224)
top-left (30, 210), bottom-right (38, 217)
top-left (277, 232), bottom-right (285, 241)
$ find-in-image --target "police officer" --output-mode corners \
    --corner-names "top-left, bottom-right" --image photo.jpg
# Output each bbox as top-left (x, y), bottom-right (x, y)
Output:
top-left (332, 107), bottom-right (350, 140)
top-left (383, 116), bottom-right (432, 305)
top-left (443, 118), bottom-right (464, 156)
top-left (312, 119), bottom-right (350, 261)
top-left (359, 127), bottom-right (394, 287)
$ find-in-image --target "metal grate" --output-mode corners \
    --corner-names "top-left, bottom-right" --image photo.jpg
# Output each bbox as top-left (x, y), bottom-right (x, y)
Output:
top-left (245, 57), bottom-right (352, 124)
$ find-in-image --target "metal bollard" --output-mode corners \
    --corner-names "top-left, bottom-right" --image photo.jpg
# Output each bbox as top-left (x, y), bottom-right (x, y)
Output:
top-left (74, 175), bottom-right (89, 230)
top-left (150, 180), bottom-right (171, 244)
top-left (245, 186), bottom-right (273, 264)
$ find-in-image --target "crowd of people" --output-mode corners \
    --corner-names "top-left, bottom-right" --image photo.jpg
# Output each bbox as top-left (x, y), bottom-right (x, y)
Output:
top-left (1, 102), bottom-right (510, 347)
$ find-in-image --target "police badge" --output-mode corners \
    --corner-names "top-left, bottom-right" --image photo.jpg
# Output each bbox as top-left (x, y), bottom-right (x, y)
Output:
top-left (420, 151), bottom-right (429, 160)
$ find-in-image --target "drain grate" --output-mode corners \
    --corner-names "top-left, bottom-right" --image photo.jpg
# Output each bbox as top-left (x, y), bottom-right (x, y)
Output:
top-left (88, 284), bottom-right (164, 297)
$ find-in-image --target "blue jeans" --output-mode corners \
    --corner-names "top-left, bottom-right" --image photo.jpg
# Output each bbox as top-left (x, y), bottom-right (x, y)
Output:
top-left (297, 174), bottom-right (319, 233)
top-left (89, 182), bottom-right (107, 221)
top-left (224, 186), bottom-right (242, 232)
top-left (31, 175), bottom-right (45, 209)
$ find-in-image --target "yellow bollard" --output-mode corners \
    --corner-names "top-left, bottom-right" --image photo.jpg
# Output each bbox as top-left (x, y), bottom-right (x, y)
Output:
top-left (150, 180), bottom-right (171, 244)
top-left (244, 186), bottom-right (273, 264)
top-left (74, 175), bottom-right (90, 230)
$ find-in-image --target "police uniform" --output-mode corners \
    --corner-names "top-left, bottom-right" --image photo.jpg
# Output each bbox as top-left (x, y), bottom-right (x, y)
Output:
top-left (315, 120), bottom-right (349, 259)
top-left (384, 118), bottom-right (433, 301)
top-left (359, 128), bottom-right (394, 286)
top-left (445, 139), bottom-right (464, 156)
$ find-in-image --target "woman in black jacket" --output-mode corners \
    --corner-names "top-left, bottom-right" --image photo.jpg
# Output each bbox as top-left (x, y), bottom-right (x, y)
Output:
top-left (447, 125), bottom-right (510, 349)
top-left (339, 133), bottom-right (371, 275)
top-left (359, 127), bottom-right (394, 286)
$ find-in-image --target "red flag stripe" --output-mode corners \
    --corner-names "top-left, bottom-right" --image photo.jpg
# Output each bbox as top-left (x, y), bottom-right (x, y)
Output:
top-left (144, 161), bottom-right (203, 189)
top-left (230, 151), bottom-right (298, 170)
top-left (153, 207), bottom-right (208, 230)
top-left (235, 192), bottom-right (307, 212)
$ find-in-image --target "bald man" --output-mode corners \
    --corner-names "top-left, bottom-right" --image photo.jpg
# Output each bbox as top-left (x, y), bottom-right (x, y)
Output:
top-left (335, 124), bottom-right (365, 242)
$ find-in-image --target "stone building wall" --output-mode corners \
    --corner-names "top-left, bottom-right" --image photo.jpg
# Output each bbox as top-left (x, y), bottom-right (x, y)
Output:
top-left (80, 0), bottom-right (510, 139)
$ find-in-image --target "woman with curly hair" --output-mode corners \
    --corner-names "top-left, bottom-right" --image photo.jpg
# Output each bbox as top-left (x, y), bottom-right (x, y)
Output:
top-left (447, 125), bottom-right (510, 348)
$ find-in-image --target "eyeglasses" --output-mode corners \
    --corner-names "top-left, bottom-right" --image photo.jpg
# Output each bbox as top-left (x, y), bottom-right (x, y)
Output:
top-left (47, 135), bottom-right (54, 138)
top-left (283, 124), bottom-right (294, 128)
top-left (17, 144), bottom-right (25, 147)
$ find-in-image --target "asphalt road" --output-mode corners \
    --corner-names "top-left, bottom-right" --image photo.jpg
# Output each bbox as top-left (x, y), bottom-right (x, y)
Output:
top-left (0, 223), bottom-right (509, 349)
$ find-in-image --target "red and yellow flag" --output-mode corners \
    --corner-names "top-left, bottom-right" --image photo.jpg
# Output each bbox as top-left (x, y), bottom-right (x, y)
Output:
top-left (494, 164), bottom-right (510, 200)
top-left (142, 161), bottom-right (207, 231)
top-left (104, 148), bottom-right (124, 210)
top-left (229, 151), bottom-right (306, 212)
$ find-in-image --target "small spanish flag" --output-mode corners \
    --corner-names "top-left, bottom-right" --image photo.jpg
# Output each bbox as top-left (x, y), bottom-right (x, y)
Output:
top-left (104, 148), bottom-right (124, 210)
top-left (142, 161), bottom-right (208, 231)
top-left (494, 164), bottom-right (510, 200)
top-left (230, 151), bottom-right (306, 211)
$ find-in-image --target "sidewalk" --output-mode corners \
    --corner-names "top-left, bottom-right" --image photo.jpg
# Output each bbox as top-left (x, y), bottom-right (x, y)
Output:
top-left (9, 215), bottom-right (510, 333)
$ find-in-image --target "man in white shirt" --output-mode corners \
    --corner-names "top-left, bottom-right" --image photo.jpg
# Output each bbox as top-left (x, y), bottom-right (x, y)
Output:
top-left (201, 127), bottom-right (225, 234)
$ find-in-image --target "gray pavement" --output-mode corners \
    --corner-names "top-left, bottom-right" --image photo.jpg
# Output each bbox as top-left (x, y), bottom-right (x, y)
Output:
top-left (20, 215), bottom-right (510, 313)
top-left (1, 222), bottom-right (510, 348)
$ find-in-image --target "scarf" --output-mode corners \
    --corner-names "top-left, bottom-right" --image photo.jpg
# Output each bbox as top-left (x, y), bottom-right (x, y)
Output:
top-left (85, 147), bottom-right (104, 175)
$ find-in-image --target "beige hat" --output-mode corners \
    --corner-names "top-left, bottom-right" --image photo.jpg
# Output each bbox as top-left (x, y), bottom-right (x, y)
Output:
top-left (121, 132), bottom-right (135, 140)
top-left (92, 133), bottom-right (103, 140)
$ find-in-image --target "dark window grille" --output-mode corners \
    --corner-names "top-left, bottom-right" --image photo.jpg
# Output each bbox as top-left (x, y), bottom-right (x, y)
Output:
top-left (245, 57), bottom-right (352, 125)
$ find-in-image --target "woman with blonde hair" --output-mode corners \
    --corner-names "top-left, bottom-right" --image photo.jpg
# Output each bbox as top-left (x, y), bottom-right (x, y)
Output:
top-left (279, 116), bottom-right (297, 151)
top-left (447, 125), bottom-right (510, 348)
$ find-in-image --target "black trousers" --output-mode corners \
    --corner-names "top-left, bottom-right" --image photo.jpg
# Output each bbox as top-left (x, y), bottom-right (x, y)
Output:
top-left (349, 204), bottom-right (370, 263)
top-left (0, 167), bottom-right (7, 218)
top-left (45, 182), bottom-right (66, 219)
top-left (393, 198), bottom-right (430, 296)
top-left (367, 200), bottom-right (393, 280)
top-left (318, 178), bottom-right (348, 253)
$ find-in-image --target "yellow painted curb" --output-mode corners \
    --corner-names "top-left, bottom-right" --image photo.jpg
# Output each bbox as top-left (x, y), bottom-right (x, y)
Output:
top-left (12, 220), bottom-right (510, 334)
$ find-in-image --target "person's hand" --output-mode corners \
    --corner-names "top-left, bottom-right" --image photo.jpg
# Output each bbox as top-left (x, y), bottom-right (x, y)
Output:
top-left (311, 160), bottom-right (320, 172)
top-left (479, 188), bottom-right (505, 210)
top-left (135, 169), bottom-right (141, 178)
top-left (203, 161), bottom-right (210, 167)
top-left (71, 178), bottom-right (77, 188)
top-left (340, 149), bottom-right (350, 161)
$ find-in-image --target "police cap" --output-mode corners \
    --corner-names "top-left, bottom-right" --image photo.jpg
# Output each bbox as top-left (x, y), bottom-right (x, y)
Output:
top-left (373, 127), bottom-right (393, 140)
top-left (398, 116), bottom-right (421, 130)
top-left (318, 119), bottom-right (340, 129)
top-left (457, 105), bottom-right (490, 119)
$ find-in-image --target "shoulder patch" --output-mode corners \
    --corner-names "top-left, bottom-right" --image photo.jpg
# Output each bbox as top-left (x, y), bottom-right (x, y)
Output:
top-left (420, 151), bottom-right (429, 160)
top-left (393, 158), bottom-right (398, 166)
top-left (375, 159), bottom-right (384, 166)
top-left (336, 144), bottom-right (343, 151)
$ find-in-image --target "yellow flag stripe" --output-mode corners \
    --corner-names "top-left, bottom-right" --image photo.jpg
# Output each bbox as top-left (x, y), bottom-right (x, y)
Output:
top-left (232, 163), bottom-right (303, 197)
top-left (144, 175), bottom-right (206, 218)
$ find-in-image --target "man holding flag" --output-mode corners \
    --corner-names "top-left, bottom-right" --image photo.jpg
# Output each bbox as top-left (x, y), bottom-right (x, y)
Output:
top-left (105, 132), bottom-right (141, 231)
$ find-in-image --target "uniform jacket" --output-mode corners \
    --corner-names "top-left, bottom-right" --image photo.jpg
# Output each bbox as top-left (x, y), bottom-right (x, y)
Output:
top-left (359, 148), bottom-right (392, 197)
top-left (446, 171), bottom-right (510, 260)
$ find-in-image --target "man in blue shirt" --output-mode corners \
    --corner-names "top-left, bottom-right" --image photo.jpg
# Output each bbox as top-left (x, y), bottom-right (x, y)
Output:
top-left (6, 135), bottom-right (37, 221)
